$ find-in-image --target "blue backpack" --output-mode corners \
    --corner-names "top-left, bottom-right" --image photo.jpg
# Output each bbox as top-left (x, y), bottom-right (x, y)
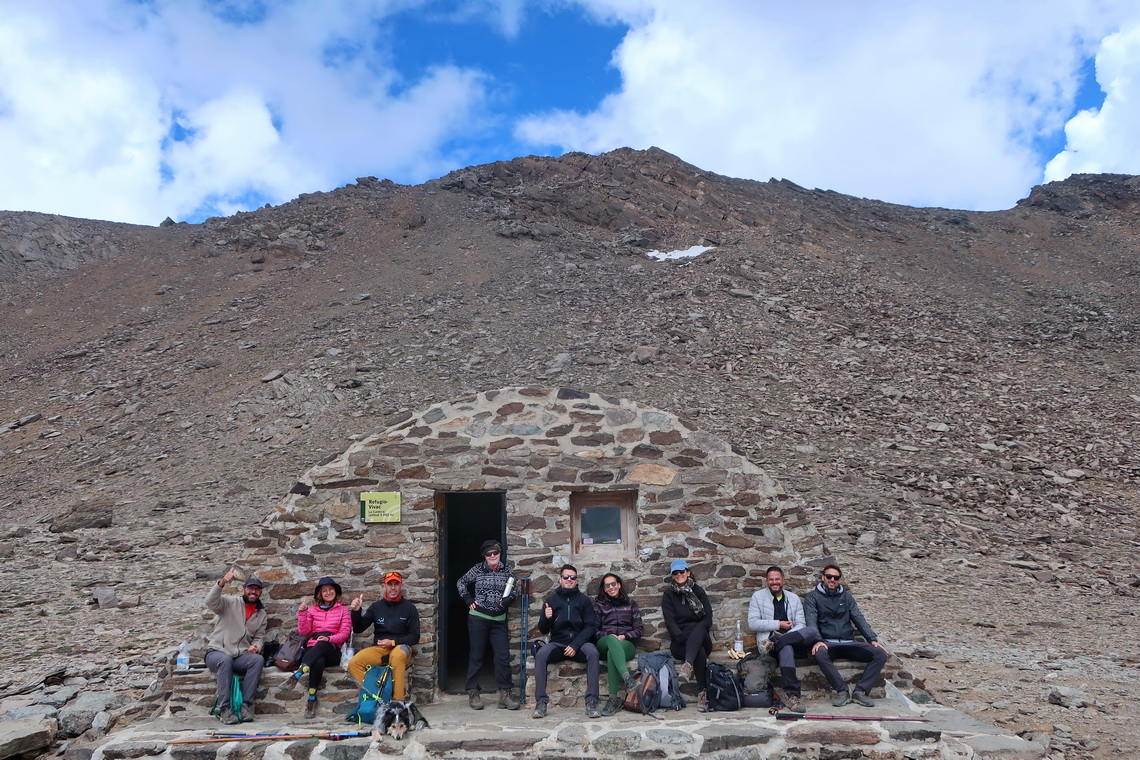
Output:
top-left (345, 665), bottom-right (393, 724)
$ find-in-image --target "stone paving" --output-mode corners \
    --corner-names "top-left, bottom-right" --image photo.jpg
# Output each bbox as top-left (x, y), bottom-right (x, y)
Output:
top-left (87, 683), bottom-right (1046, 760)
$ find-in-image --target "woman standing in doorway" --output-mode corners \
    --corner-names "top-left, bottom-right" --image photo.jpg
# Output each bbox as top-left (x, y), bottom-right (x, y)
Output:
top-left (594, 572), bottom-right (643, 715)
top-left (661, 559), bottom-right (713, 710)
top-left (457, 540), bottom-right (521, 711)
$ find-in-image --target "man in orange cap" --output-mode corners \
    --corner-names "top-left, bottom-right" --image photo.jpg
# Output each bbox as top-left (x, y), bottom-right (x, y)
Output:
top-left (347, 571), bottom-right (420, 700)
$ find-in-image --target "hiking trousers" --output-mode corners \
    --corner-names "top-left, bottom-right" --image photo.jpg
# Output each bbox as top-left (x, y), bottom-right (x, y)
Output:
top-left (204, 649), bottom-right (264, 711)
top-left (533, 641), bottom-right (600, 705)
top-left (768, 626), bottom-right (820, 697)
top-left (596, 635), bottom-right (637, 695)
top-left (348, 643), bottom-right (414, 700)
top-left (813, 640), bottom-right (887, 695)
top-left (465, 615), bottom-right (513, 692)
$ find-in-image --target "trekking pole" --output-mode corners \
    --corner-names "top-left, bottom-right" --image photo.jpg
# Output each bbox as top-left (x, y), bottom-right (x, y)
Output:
top-left (169, 731), bottom-right (373, 744)
top-left (770, 711), bottom-right (929, 722)
top-left (518, 576), bottom-right (530, 704)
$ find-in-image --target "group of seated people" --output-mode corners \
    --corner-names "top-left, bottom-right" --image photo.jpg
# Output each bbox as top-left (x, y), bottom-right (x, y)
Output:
top-left (200, 554), bottom-right (887, 724)
top-left (202, 567), bottom-right (418, 724)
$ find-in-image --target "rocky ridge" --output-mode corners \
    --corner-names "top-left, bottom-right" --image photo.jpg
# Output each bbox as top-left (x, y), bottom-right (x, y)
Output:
top-left (1, 148), bottom-right (1138, 759)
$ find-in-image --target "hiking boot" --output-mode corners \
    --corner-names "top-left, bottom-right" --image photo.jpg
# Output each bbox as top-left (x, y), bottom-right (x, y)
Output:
top-left (304, 696), bottom-right (318, 719)
top-left (678, 662), bottom-right (694, 680)
top-left (585, 700), bottom-right (601, 719)
top-left (620, 670), bottom-right (637, 691)
top-left (851, 690), bottom-right (875, 707)
top-left (785, 694), bottom-right (805, 714)
top-left (761, 637), bottom-right (775, 654)
top-left (601, 695), bottom-right (622, 717)
top-left (531, 701), bottom-right (548, 719)
top-left (219, 708), bottom-right (241, 725)
top-left (468, 689), bottom-right (484, 710)
top-left (278, 672), bottom-right (301, 692)
top-left (498, 689), bottom-right (520, 711)
top-left (239, 703), bottom-right (255, 722)
top-left (832, 691), bottom-right (851, 707)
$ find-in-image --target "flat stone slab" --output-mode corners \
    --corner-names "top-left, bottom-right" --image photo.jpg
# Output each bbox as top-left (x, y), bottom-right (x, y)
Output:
top-left (695, 724), bottom-right (779, 753)
top-left (0, 717), bottom-right (59, 760)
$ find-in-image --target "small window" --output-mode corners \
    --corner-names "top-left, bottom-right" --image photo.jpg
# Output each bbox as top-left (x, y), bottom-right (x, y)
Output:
top-left (571, 491), bottom-right (637, 559)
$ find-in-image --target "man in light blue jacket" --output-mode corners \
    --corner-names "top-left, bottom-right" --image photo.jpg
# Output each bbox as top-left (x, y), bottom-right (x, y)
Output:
top-left (747, 565), bottom-right (818, 713)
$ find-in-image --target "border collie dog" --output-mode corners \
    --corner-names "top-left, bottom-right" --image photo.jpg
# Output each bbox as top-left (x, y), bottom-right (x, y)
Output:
top-left (373, 700), bottom-right (429, 740)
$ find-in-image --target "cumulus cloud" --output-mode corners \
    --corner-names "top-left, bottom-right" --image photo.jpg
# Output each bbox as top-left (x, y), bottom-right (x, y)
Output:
top-left (1045, 22), bottom-right (1140, 180)
top-left (0, 0), bottom-right (490, 225)
top-left (2, 0), bottom-right (1140, 225)
top-left (517, 1), bottom-right (1127, 211)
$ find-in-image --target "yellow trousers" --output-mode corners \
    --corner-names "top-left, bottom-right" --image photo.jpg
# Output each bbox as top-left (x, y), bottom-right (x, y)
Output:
top-left (348, 644), bottom-right (413, 700)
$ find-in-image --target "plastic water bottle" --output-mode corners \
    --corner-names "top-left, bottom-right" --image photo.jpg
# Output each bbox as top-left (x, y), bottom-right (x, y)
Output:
top-left (733, 620), bottom-right (744, 652)
top-left (176, 643), bottom-right (190, 671)
top-left (342, 639), bottom-right (355, 661)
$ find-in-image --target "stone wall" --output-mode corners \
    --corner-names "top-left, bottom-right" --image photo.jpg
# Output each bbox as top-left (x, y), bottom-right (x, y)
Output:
top-left (229, 387), bottom-right (829, 703)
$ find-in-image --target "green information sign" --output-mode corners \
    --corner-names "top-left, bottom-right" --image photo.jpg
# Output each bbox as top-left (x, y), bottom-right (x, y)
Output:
top-left (360, 491), bottom-right (401, 523)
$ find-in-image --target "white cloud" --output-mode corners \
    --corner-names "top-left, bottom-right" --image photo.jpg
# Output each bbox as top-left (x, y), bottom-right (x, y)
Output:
top-left (0, 0), bottom-right (491, 224)
top-left (1045, 22), bottom-right (1140, 180)
top-left (518, 1), bottom-right (1129, 211)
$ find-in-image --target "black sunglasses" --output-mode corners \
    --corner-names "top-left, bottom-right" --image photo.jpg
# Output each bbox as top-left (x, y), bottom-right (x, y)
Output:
top-left (484, 550), bottom-right (500, 557)
top-left (561, 574), bottom-right (578, 581)
top-left (822, 573), bottom-right (841, 580)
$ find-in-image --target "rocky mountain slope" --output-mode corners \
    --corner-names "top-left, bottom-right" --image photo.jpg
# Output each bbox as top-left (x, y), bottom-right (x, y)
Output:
top-left (1, 148), bottom-right (1138, 758)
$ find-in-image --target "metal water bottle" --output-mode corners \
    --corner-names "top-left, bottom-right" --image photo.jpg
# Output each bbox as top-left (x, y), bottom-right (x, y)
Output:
top-left (502, 576), bottom-right (516, 599)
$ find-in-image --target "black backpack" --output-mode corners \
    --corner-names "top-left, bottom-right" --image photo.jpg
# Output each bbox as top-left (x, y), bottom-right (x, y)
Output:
top-left (705, 662), bottom-right (743, 711)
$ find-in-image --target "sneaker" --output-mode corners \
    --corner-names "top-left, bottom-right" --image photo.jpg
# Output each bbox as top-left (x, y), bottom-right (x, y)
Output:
top-left (278, 672), bottom-right (301, 692)
top-left (785, 694), bottom-right (805, 714)
top-left (851, 690), bottom-right (875, 707)
top-left (761, 637), bottom-right (775, 654)
top-left (304, 696), bottom-right (317, 719)
top-left (219, 708), bottom-right (241, 725)
top-left (468, 689), bottom-right (484, 710)
top-left (585, 700), bottom-right (601, 719)
top-left (239, 703), bottom-right (254, 722)
top-left (531, 701), bottom-right (548, 719)
top-left (621, 671), bottom-right (637, 691)
top-left (697, 690), bottom-right (709, 713)
top-left (498, 689), bottom-right (520, 711)
top-left (832, 691), bottom-right (851, 707)
top-left (601, 695), bottom-right (622, 717)
top-left (678, 662), bottom-right (694, 680)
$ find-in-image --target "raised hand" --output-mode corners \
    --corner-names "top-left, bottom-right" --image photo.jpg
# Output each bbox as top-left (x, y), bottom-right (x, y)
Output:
top-left (351, 593), bottom-right (364, 611)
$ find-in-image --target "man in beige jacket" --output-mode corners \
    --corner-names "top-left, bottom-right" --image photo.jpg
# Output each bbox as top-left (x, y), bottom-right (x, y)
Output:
top-left (204, 566), bottom-right (267, 724)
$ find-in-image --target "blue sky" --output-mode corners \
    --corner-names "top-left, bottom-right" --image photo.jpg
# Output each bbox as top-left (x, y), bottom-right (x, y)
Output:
top-left (1, 1), bottom-right (1138, 225)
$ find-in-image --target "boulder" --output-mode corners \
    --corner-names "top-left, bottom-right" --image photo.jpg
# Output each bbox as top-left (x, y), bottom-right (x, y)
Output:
top-left (0, 717), bottom-right (58, 760)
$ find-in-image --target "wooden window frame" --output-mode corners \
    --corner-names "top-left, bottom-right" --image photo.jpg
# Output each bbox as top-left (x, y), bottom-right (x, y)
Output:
top-left (570, 490), bottom-right (638, 561)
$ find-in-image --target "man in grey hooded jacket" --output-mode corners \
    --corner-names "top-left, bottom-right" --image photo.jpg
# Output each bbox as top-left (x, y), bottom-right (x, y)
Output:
top-left (805, 564), bottom-right (888, 708)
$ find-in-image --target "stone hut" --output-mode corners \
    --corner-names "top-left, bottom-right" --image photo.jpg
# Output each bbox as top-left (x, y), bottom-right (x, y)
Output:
top-left (242, 387), bottom-right (827, 703)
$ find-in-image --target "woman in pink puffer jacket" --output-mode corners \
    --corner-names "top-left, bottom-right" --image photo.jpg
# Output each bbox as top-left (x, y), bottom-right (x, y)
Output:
top-left (278, 576), bottom-right (352, 718)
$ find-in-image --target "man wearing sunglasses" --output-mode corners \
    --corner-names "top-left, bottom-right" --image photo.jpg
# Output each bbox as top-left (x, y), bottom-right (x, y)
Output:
top-left (532, 565), bottom-right (601, 719)
top-left (804, 565), bottom-right (889, 708)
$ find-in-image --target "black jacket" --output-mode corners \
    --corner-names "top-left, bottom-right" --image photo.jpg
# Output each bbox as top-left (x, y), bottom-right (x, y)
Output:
top-left (351, 596), bottom-right (420, 647)
top-left (537, 587), bottom-right (597, 651)
top-left (661, 583), bottom-right (713, 641)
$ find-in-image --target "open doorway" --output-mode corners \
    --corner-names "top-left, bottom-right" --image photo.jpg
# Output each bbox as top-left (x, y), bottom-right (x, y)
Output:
top-left (438, 491), bottom-right (506, 693)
